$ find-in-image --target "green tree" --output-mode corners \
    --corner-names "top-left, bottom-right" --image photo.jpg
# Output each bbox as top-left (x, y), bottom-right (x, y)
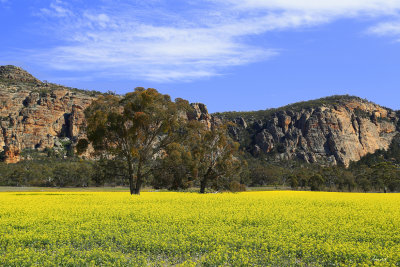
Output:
top-left (152, 142), bottom-right (194, 190)
top-left (342, 170), bottom-right (356, 192)
top-left (308, 174), bottom-right (325, 191)
top-left (188, 122), bottom-right (242, 193)
top-left (93, 156), bottom-right (129, 186)
top-left (289, 174), bottom-right (298, 189)
top-left (371, 162), bottom-right (397, 192)
top-left (79, 88), bottom-right (189, 195)
top-left (294, 167), bottom-right (312, 189)
top-left (358, 177), bottom-right (371, 192)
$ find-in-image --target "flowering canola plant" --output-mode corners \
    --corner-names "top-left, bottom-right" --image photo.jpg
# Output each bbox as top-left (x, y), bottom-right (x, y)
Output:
top-left (0, 191), bottom-right (399, 266)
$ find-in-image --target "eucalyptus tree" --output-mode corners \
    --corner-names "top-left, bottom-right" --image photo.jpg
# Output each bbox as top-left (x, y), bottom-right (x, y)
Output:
top-left (78, 87), bottom-right (190, 195)
top-left (188, 121), bottom-right (242, 193)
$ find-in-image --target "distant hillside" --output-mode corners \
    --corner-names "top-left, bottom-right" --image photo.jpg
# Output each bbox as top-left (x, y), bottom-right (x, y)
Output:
top-left (214, 95), bottom-right (391, 121)
top-left (0, 65), bottom-right (103, 97)
top-left (0, 65), bottom-right (100, 163)
top-left (215, 95), bottom-right (399, 166)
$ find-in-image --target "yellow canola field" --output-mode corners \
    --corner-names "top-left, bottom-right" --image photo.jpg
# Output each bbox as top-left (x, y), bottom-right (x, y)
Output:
top-left (0, 191), bottom-right (399, 266)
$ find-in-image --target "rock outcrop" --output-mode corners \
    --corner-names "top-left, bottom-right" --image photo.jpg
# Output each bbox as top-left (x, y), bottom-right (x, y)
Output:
top-left (217, 96), bottom-right (399, 167)
top-left (0, 65), bottom-right (41, 84)
top-left (0, 66), bottom-right (95, 162)
top-left (189, 103), bottom-right (221, 129)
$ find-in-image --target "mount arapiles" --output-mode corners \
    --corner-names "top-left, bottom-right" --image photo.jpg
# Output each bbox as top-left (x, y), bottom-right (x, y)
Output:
top-left (217, 96), bottom-right (398, 167)
top-left (0, 65), bottom-right (398, 166)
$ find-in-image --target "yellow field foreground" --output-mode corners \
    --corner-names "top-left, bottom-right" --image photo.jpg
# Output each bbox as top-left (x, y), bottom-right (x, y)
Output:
top-left (0, 191), bottom-right (399, 266)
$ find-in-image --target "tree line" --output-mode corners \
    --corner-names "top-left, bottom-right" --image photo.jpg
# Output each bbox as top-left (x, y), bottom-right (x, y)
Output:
top-left (1, 149), bottom-right (399, 193)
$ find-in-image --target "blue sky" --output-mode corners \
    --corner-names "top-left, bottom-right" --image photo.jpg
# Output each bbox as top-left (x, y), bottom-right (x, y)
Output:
top-left (1, 0), bottom-right (400, 112)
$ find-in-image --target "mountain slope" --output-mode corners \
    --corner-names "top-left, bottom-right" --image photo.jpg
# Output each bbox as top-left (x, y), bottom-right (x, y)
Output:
top-left (215, 96), bottom-right (399, 166)
top-left (0, 66), bottom-right (98, 163)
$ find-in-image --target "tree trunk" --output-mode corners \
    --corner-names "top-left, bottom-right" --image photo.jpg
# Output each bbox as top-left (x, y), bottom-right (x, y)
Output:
top-left (200, 176), bottom-right (207, 194)
top-left (127, 156), bottom-right (135, 195)
top-left (134, 160), bottom-right (143, 195)
top-left (200, 167), bottom-right (213, 194)
top-left (129, 175), bottom-right (135, 195)
top-left (135, 176), bottom-right (142, 195)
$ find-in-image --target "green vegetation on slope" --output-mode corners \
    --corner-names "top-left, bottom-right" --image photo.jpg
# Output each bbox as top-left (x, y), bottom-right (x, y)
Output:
top-left (214, 94), bottom-right (386, 121)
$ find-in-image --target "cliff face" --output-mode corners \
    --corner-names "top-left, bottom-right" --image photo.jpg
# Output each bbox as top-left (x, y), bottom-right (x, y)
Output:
top-left (0, 66), bottom-right (95, 163)
top-left (218, 96), bottom-right (399, 166)
top-left (188, 103), bottom-right (221, 129)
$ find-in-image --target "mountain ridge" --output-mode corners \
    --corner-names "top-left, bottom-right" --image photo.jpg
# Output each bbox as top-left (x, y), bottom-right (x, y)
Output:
top-left (0, 65), bottom-right (398, 166)
top-left (213, 94), bottom-right (394, 119)
top-left (215, 96), bottom-right (398, 166)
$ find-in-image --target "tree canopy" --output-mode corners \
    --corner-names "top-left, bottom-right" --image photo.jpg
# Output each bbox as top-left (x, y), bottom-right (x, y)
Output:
top-left (79, 87), bottom-right (190, 194)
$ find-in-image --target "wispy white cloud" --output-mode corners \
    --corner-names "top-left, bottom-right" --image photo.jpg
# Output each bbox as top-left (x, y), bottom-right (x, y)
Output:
top-left (33, 0), bottom-right (280, 82)
top-left (31, 0), bottom-right (400, 82)
top-left (39, 0), bottom-right (73, 18)
top-left (367, 21), bottom-right (400, 39)
top-left (211, 0), bottom-right (400, 16)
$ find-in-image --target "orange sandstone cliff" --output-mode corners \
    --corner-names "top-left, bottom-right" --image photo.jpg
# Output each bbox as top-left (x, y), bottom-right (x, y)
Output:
top-left (0, 65), bottom-right (95, 163)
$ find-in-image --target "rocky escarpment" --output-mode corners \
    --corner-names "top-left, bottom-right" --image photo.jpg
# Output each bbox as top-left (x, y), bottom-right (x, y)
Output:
top-left (0, 66), bottom-right (216, 163)
top-left (217, 96), bottom-right (399, 166)
top-left (0, 66), bottom-right (96, 163)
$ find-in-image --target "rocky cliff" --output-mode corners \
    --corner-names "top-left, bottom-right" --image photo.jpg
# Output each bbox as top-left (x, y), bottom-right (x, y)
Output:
top-left (216, 96), bottom-right (399, 166)
top-left (0, 65), bottom-right (97, 163)
top-left (188, 103), bottom-right (221, 129)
